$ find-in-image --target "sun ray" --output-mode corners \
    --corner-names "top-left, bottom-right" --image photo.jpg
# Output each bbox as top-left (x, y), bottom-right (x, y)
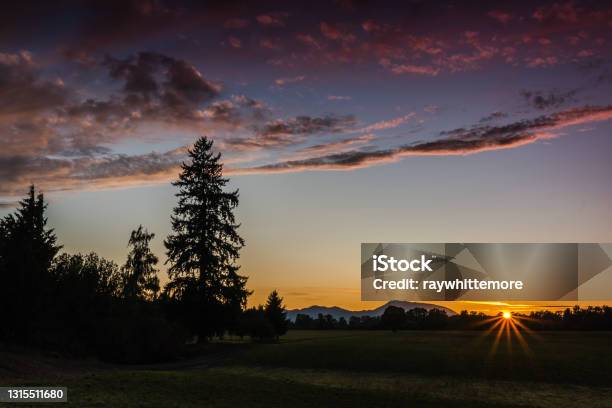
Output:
top-left (483, 311), bottom-right (542, 360)
top-left (509, 319), bottom-right (532, 356)
top-left (488, 319), bottom-right (505, 357)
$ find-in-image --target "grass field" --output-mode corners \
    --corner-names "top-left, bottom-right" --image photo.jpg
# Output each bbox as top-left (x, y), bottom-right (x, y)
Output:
top-left (3, 330), bottom-right (612, 407)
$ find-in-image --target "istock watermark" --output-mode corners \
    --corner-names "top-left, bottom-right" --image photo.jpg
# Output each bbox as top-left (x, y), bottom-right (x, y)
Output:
top-left (361, 243), bottom-right (612, 301)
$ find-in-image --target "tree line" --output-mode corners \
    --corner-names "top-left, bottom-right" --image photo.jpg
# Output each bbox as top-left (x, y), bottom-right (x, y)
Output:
top-left (0, 137), bottom-right (287, 363)
top-left (292, 305), bottom-right (612, 332)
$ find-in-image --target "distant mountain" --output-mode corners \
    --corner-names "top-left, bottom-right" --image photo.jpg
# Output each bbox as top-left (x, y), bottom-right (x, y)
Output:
top-left (286, 300), bottom-right (456, 322)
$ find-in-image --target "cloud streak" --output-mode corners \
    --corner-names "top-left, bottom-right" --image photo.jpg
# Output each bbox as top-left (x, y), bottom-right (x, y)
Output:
top-left (521, 89), bottom-right (578, 110)
top-left (225, 114), bottom-right (357, 151)
top-left (0, 148), bottom-right (187, 196)
top-left (234, 106), bottom-right (612, 174)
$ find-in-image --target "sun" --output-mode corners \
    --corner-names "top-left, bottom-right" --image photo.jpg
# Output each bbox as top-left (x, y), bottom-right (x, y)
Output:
top-left (502, 311), bottom-right (512, 320)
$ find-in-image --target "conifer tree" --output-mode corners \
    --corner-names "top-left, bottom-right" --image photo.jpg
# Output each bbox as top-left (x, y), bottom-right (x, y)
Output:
top-left (264, 290), bottom-right (288, 339)
top-left (0, 185), bottom-right (60, 341)
top-left (164, 136), bottom-right (250, 337)
top-left (122, 225), bottom-right (160, 300)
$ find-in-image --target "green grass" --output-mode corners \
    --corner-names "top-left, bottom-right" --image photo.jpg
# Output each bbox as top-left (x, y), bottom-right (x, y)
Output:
top-left (224, 330), bottom-right (612, 386)
top-left (62, 370), bottom-right (526, 408)
top-left (4, 330), bottom-right (612, 407)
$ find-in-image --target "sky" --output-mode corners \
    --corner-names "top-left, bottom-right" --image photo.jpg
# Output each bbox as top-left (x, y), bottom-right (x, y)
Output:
top-left (1, 0), bottom-right (612, 312)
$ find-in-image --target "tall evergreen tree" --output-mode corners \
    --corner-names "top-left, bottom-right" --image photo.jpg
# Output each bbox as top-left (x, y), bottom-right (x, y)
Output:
top-left (122, 225), bottom-right (160, 301)
top-left (264, 290), bottom-right (288, 339)
top-left (164, 136), bottom-right (250, 338)
top-left (0, 185), bottom-right (61, 341)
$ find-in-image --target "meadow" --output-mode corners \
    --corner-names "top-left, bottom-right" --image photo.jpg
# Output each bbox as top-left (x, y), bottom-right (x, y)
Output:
top-left (3, 330), bottom-right (611, 407)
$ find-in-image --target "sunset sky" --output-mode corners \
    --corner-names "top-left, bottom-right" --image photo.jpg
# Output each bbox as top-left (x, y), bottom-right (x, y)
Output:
top-left (1, 1), bottom-right (612, 312)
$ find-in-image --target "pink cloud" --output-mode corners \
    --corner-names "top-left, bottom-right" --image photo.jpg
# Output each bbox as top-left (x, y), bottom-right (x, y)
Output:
top-left (533, 2), bottom-right (579, 23)
top-left (260, 38), bottom-right (280, 50)
top-left (526, 56), bottom-right (559, 67)
top-left (234, 106), bottom-right (612, 175)
top-left (256, 13), bottom-right (288, 27)
top-left (488, 10), bottom-right (513, 24)
top-left (320, 22), bottom-right (355, 42)
top-left (296, 34), bottom-right (322, 49)
top-left (227, 36), bottom-right (242, 48)
top-left (361, 20), bottom-right (380, 32)
top-left (359, 113), bottom-right (416, 132)
top-left (380, 59), bottom-right (440, 76)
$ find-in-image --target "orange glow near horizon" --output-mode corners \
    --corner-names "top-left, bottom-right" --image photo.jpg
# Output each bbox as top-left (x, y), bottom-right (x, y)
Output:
top-left (154, 274), bottom-right (608, 314)
top-left (247, 286), bottom-right (609, 314)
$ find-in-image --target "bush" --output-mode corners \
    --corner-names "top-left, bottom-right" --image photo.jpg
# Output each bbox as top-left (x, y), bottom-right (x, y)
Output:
top-left (238, 307), bottom-right (276, 341)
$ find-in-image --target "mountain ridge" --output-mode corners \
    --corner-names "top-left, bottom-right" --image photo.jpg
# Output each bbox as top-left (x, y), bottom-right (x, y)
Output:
top-left (286, 300), bottom-right (456, 322)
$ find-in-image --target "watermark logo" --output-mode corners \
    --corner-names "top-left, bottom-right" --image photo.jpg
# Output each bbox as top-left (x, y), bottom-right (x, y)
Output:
top-left (372, 254), bottom-right (433, 272)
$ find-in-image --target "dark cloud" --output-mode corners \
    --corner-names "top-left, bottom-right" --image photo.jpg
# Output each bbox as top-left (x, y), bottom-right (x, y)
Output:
top-left (258, 114), bottom-right (356, 137)
top-left (0, 155), bottom-right (73, 195)
top-left (59, 145), bottom-right (114, 158)
top-left (0, 50), bottom-right (226, 169)
top-left (0, 147), bottom-right (187, 196)
top-left (479, 111), bottom-right (509, 123)
top-left (103, 52), bottom-right (221, 116)
top-left (195, 95), bottom-right (270, 126)
top-left (242, 106), bottom-right (612, 173)
top-left (297, 134), bottom-right (374, 155)
top-left (224, 115), bottom-right (357, 150)
top-left (200, 100), bottom-right (240, 123)
top-left (521, 89), bottom-right (577, 110)
top-left (0, 51), bottom-right (68, 117)
top-left (72, 148), bottom-right (185, 180)
top-left (0, 50), bottom-right (267, 195)
top-left (225, 114), bottom-right (357, 151)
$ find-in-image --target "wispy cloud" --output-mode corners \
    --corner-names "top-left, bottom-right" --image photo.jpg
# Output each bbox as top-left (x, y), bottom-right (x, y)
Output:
top-left (256, 12), bottom-right (289, 27)
top-left (327, 95), bottom-right (352, 101)
top-left (235, 106), bottom-right (612, 174)
top-left (359, 113), bottom-right (416, 132)
top-left (225, 114), bottom-right (357, 151)
top-left (295, 134), bottom-right (374, 156)
top-left (521, 89), bottom-right (577, 110)
top-left (274, 75), bottom-right (305, 86)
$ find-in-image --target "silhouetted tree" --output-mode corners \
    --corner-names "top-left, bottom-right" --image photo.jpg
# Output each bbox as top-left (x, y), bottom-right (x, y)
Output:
top-left (381, 305), bottom-right (406, 332)
top-left (0, 185), bottom-right (60, 342)
top-left (315, 313), bottom-right (338, 329)
top-left (122, 225), bottom-right (160, 301)
top-left (264, 290), bottom-right (288, 339)
top-left (294, 314), bottom-right (315, 329)
top-left (51, 252), bottom-right (122, 350)
top-left (164, 137), bottom-right (250, 339)
top-left (238, 306), bottom-right (275, 341)
top-left (52, 252), bottom-right (122, 299)
top-left (406, 307), bottom-right (428, 328)
top-left (423, 308), bottom-right (448, 329)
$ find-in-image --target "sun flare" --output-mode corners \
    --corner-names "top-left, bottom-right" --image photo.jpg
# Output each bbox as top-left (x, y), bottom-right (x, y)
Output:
top-left (502, 311), bottom-right (512, 320)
